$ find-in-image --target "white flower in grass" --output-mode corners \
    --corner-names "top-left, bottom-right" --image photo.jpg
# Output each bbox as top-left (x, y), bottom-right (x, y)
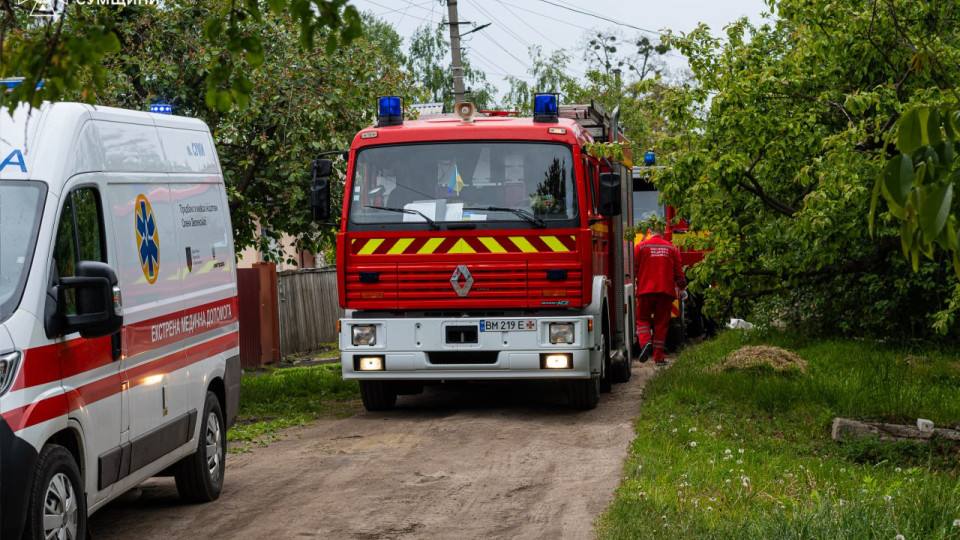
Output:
top-left (895, 535), bottom-right (905, 540)
top-left (708, 459), bottom-right (715, 465)
top-left (725, 449), bottom-right (732, 455)
top-left (736, 459), bottom-right (743, 465)
top-left (953, 519), bottom-right (960, 527)
top-left (738, 448), bottom-right (744, 454)
top-left (707, 506), bottom-right (714, 511)
top-left (689, 441), bottom-right (698, 448)
top-left (895, 467), bottom-right (902, 473)
top-left (884, 495), bottom-right (893, 503)
top-left (716, 424), bottom-right (723, 430)
top-left (709, 497), bottom-right (716, 502)
top-left (689, 427), bottom-right (697, 433)
top-left (671, 428), bottom-right (678, 434)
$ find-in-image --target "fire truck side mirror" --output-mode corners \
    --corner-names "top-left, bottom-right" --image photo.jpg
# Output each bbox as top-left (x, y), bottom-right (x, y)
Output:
top-left (598, 172), bottom-right (622, 217)
top-left (311, 158), bottom-right (332, 221)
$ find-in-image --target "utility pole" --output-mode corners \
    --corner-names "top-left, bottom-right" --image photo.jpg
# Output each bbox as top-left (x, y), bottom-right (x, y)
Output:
top-left (446, 0), bottom-right (466, 104)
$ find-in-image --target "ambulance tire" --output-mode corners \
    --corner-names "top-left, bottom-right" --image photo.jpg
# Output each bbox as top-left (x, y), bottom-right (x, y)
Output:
top-left (175, 391), bottom-right (226, 503)
top-left (25, 444), bottom-right (87, 540)
top-left (567, 376), bottom-right (600, 410)
top-left (359, 381), bottom-right (398, 411)
top-left (666, 319), bottom-right (685, 352)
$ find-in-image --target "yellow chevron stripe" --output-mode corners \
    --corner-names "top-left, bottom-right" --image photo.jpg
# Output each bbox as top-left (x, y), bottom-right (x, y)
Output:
top-left (509, 236), bottom-right (537, 253)
top-left (478, 237), bottom-right (507, 253)
top-left (388, 238), bottom-right (414, 255)
top-left (541, 236), bottom-right (568, 252)
top-left (357, 238), bottom-right (384, 255)
top-left (451, 238), bottom-right (476, 254)
top-left (418, 238), bottom-right (445, 254)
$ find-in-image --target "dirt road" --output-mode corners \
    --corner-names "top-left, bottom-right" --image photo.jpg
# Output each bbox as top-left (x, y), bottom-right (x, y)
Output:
top-left (89, 360), bottom-right (656, 540)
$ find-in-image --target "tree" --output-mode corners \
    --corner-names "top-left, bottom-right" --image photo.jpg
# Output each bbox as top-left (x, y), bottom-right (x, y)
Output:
top-left (655, 0), bottom-right (960, 340)
top-left (503, 45), bottom-right (581, 114)
top-left (45, 3), bottom-right (408, 263)
top-left (404, 20), bottom-right (495, 111)
top-left (0, 0), bottom-right (362, 113)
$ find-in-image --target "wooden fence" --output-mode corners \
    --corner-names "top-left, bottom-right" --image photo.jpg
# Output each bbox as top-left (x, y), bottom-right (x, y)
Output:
top-left (237, 263), bottom-right (280, 368)
top-left (278, 268), bottom-right (342, 356)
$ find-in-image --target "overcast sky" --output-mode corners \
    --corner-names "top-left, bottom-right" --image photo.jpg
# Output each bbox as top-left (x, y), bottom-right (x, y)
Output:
top-left (350, 0), bottom-right (773, 100)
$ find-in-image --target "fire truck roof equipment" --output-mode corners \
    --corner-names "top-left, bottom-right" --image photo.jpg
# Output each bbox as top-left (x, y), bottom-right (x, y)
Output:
top-left (377, 96), bottom-right (403, 127)
top-left (533, 93), bottom-right (559, 123)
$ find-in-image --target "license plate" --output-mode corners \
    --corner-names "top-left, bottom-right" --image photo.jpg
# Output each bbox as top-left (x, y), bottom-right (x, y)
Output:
top-left (479, 319), bottom-right (536, 332)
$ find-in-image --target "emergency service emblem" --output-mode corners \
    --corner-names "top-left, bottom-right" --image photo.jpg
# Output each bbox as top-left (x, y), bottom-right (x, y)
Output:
top-left (135, 194), bottom-right (160, 284)
top-left (450, 265), bottom-right (474, 297)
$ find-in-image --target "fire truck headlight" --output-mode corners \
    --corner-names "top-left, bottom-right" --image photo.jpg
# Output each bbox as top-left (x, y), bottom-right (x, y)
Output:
top-left (356, 356), bottom-right (384, 371)
top-left (541, 354), bottom-right (572, 369)
top-left (549, 323), bottom-right (575, 344)
top-left (0, 351), bottom-right (22, 396)
top-left (352, 325), bottom-right (377, 346)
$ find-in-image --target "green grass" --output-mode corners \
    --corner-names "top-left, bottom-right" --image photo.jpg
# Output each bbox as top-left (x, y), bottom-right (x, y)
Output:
top-left (597, 330), bottom-right (960, 540)
top-left (226, 363), bottom-right (360, 452)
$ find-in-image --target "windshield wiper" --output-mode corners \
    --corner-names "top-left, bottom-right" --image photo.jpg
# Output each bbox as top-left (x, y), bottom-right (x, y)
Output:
top-left (464, 206), bottom-right (546, 228)
top-left (364, 205), bottom-right (440, 229)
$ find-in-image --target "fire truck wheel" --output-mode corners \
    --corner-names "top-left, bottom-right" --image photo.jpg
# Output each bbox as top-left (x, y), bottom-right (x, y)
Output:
top-left (175, 391), bottom-right (226, 503)
top-left (359, 381), bottom-right (398, 411)
top-left (600, 328), bottom-right (613, 393)
top-left (612, 349), bottom-right (632, 383)
top-left (567, 376), bottom-right (600, 410)
top-left (25, 444), bottom-right (87, 540)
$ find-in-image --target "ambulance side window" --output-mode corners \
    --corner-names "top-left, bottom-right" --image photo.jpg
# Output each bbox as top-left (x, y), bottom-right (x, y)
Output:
top-left (54, 188), bottom-right (106, 315)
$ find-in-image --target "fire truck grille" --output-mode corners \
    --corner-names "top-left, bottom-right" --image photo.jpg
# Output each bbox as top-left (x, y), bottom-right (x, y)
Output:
top-left (427, 351), bottom-right (499, 365)
top-left (398, 263), bottom-right (528, 301)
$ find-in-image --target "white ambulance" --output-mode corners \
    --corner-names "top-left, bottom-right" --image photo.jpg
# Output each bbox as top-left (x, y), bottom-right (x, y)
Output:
top-left (0, 102), bottom-right (241, 540)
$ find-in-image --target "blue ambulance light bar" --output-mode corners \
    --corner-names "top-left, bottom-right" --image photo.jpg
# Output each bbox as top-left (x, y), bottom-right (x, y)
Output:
top-left (1, 78), bottom-right (44, 92)
top-left (377, 96), bottom-right (403, 127)
top-left (150, 103), bottom-right (173, 115)
top-left (533, 93), bottom-right (559, 123)
top-left (644, 152), bottom-right (656, 166)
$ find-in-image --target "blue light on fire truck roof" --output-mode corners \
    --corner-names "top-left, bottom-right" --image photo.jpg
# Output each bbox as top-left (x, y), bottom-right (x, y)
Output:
top-left (533, 93), bottom-right (559, 123)
top-left (644, 152), bottom-right (656, 166)
top-left (377, 96), bottom-right (403, 127)
top-left (150, 103), bottom-right (173, 114)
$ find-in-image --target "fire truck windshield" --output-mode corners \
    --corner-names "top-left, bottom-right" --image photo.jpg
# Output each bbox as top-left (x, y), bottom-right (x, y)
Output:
top-left (347, 142), bottom-right (578, 229)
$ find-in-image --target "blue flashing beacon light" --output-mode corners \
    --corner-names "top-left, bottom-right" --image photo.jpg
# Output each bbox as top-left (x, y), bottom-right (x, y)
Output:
top-left (533, 93), bottom-right (559, 123)
top-left (150, 103), bottom-right (173, 115)
top-left (377, 96), bottom-right (403, 127)
top-left (644, 152), bottom-right (656, 166)
top-left (1, 78), bottom-right (44, 92)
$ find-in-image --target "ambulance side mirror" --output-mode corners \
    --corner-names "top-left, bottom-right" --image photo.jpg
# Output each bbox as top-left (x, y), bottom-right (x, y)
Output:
top-left (599, 172), bottom-right (622, 217)
top-left (59, 261), bottom-right (123, 339)
top-left (311, 158), bottom-right (332, 221)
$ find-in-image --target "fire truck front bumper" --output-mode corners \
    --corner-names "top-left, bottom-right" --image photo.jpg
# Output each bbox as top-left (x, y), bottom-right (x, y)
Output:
top-left (340, 315), bottom-right (599, 381)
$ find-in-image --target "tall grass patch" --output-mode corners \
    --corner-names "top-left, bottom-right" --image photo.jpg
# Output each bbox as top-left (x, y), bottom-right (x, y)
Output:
top-left (597, 331), bottom-right (960, 539)
top-left (227, 364), bottom-right (360, 450)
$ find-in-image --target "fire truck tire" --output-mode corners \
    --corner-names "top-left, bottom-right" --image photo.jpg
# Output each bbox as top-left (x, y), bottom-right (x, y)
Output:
top-left (24, 444), bottom-right (87, 540)
top-left (600, 325), bottom-right (612, 393)
top-left (567, 376), bottom-right (600, 410)
top-left (359, 381), bottom-right (398, 411)
top-left (175, 391), bottom-right (226, 503)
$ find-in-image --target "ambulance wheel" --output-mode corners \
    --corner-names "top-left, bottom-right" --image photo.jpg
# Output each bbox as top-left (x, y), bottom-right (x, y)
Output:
top-left (175, 391), bottom-right (225, 503)
top-left (359, 381), bottom-right (398, 411)
top-left (25, 444), bottom-right (86, 540)
top-left (567, 376), bottom-right (600, 410)
top-left (666, 320), bottom-right (685, 352)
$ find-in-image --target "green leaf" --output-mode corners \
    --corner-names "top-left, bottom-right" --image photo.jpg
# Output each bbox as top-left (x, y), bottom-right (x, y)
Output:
top-left (918, 182), bottom-right (953, 240)
top-left (204, 17), bottom-right (223, 41)
top-left (926, 108), bottom-right (943, 148)
top-left (898, 107), bottom-right (924, 154)
top-left (901, 220), bottom-right (912, 260)
top-left (947, 216), bottom-right (959, 251)
top-left (881, 154), bottom-right (912, 210)
top-left (934, 140), bottom-right (954, 169)
top-left (242, 37), bottom-right (265, 67)
top-left (953, 251), bottom-right (960, 279)
top-left (868, 174), bottom-right (881, 236)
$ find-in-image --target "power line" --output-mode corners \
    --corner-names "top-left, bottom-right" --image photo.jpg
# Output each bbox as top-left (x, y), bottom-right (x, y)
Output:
top-left (530, 0), bottom-right (666, 36)
top-left (493, 0), bottom-right (565, 52)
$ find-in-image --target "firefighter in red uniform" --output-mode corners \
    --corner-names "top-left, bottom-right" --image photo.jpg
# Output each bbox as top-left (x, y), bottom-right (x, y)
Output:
top-left (635, 225), bottom-right (687, 364)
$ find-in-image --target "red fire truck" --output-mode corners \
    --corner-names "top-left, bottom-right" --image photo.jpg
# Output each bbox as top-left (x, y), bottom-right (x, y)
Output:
top-left (311, 95), bottom-right (636, 410)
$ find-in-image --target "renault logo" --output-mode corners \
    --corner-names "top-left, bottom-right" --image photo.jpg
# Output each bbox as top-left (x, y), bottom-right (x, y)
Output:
top-left (450, 265), bottom-right (474, 297)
